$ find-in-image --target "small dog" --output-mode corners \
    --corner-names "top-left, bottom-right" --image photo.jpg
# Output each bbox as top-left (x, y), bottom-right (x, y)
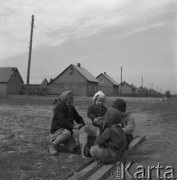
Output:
top-left (79, 118), bottom-right (102, 158)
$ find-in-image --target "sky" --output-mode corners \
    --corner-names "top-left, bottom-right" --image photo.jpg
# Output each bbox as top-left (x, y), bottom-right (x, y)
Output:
top-left (0, 0), bottom-right (177, 94)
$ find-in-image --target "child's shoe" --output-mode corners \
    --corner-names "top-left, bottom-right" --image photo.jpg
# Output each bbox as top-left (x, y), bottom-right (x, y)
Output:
top-left (50, 143), bottom-right (58, 155)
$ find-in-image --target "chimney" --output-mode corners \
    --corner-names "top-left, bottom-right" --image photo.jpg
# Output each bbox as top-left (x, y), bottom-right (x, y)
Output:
top-left (77, 63), bottom-right (81, 67)
top-left (104, 72), bottom-right (106, 75)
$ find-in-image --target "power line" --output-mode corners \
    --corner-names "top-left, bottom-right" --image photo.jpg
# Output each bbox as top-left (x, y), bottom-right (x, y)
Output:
top-left (1, 6), bottom-right (120, 73)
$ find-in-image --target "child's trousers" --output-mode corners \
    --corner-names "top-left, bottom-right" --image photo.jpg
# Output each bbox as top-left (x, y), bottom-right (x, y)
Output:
top-left (50, 128), bottom-right (77, 152)
top-left (90, 145), bottom-right (122, 164)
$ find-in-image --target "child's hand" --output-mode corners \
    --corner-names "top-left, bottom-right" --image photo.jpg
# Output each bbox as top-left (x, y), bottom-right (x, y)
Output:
top-left (74, 124), bottom-right (83, 129)
top-left (94, 117), bottom-right (102, 122)
top-left (96, 128), bottom-right (101, 136)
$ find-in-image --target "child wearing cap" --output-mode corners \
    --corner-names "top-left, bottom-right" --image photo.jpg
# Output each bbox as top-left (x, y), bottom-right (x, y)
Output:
top-left (90, 105), bottom-right (126, 164)
top-left (49, 91), bottom-right (85, 155)
top-left (112, 98), bottom-right (135, 149)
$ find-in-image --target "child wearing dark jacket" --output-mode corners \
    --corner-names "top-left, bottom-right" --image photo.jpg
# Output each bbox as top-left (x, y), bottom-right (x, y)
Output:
top-left (112, 98), bottom-right (135, 149)
top-left (50, 91), bottom-right (85, 155)
top-left (87, 91), bottom-right (108, 129)
top-left (79, 91), bottom-right (107, 158)
top-left (90, 106), bottom-right (126, 164)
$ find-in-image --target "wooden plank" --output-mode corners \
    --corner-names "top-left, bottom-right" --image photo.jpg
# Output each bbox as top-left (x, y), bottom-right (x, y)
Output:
top-left (93, 136), bottom-right (146, 180)
top-left (64, 136), bottom-right (146, 180)
top-left (125, 136), bottom-right (146, 155)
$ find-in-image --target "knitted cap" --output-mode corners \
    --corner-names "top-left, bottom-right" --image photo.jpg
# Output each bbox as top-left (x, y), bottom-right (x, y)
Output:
top-left (103, 107), bottom-right (124, 129)
top-left (112, 98), bottom-right (126, 112)
top-left (93, 91), bottom-right (105, 103)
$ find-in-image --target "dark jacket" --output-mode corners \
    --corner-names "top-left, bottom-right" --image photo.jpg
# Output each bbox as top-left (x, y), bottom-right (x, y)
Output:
top-left (50, 102), bottom-right (85, 134)
top-left (87, 105), bottom-right (107, 128)
top-left (94, 124), bottom-right (126, 162)
top-left (94, 125), bottom-right (125, 151)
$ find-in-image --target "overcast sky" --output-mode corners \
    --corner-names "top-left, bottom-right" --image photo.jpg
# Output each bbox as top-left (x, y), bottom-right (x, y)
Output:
top-left (0, 0), bottom-right (177, 94)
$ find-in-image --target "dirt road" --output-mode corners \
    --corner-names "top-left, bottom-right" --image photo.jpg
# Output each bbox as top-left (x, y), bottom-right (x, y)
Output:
top-left (0, 96), bottom-right (176, 179)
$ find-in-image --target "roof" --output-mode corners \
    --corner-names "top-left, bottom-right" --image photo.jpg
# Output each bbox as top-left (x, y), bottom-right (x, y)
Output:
top-left (119, 81), bottom-right (133, 89)
top-left (49, 64), bottom-right (98, 84)
top-left (72, 64), bottom-right (98, 82)
top-left (130, 84), bottom-right (139, 90)
top-left (0, 67), bottom-right (23, 83)
top-left (97, 73), bottom-right (119, 86)
top-left (41, 78), bottom-right (48, 84)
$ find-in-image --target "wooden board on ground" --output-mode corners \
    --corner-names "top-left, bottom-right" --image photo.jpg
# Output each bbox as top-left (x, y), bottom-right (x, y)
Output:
top-left (125, 136), bottom-right (146, 155)
top-left (99, 136), bottom-right (146, 180)
top-left (66, 136), bottom-right (146, 180)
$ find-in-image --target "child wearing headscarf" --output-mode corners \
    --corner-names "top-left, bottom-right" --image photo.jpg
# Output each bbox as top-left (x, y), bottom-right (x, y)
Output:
top-left (79, 91), bottom-right (108, 158)
top-left (90, 103), bottom-right (126, 164)
top-left (50, 91), bottom-right (85, 155)
top-left (87, 91), bottom-right (108, 129)
top-left (112, 98), bottom-right (135, 149)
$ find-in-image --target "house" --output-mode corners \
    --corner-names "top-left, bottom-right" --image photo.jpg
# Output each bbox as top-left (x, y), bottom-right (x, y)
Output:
top-left (119, 81), bottom-right (138, 96)
top-left (96, 72), bottom-right (119, 96)
top-left (0, 67), bottom-right (24, 96)
top-left (130, 84), bottom-right (140, 95)
top-left (22, 78), bottom-right (49, 96)
top-left (41, 78), bottom-right (48, 87)
top-left (139, 86), bottom-right (149, 97)
top-left (48, 63), bottom-right (99, 96)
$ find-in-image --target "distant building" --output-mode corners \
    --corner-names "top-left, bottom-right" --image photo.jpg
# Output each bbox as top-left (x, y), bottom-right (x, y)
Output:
top-left (48, 63), bottom-right (99, 96)
top-left (130, 84), bottom-right (140, 95)
top-left (22, 79), bottom-right (49, 96)
top-left (96, 72), bottom-right (119, 96)
top-left (0, 67), bottom-right (24, 96)
top-left (41, 78), bottom-right (48, 87)
top-left (139, 86), bottom-right (149, 97)
top-left (119, 81), bottom-right (138, 96)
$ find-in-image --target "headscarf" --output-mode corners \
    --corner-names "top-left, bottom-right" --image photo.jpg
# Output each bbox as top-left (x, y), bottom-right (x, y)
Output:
top-left (92, 91), bottom-right (106, 104)
top-left (58, 91), bottom-right (73, 103)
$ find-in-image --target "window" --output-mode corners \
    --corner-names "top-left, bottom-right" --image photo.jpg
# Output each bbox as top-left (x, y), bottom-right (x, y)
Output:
top-left (95, 86), bottom-right (97, 92)
top-left (99, 78), bottom-right (103, 84)
top-left (70, 67), bottom-right (74, 75)
top-left (73, 84), bottom-right (77, 89)
top-left (88, 85), bottom-right (92, 92)
top-left (65, 84), bottom-right (68, 89)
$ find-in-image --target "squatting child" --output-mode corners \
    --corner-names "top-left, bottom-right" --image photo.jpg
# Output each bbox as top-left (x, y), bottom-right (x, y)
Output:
top-left (50, 91), bottom-right (85, 155)
top-left (90, 98), bottom-right (127, 164)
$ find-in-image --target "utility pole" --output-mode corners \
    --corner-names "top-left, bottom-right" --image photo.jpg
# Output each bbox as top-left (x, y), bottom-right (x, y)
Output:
top-left (142, 77), bottom-right (143, 88)
top-left (120, 66), bottom-right (122, 96)
top-left (26, 15), bottom-right (34, 98)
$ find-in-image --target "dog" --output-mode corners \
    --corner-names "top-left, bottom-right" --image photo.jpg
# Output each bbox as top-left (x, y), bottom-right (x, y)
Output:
top-left (79, 118), bottom-right (103, 158)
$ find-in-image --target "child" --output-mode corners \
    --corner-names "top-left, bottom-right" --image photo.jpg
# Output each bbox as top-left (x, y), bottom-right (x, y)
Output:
top-left (87, 91), bottom-right (108, 129)
top-left (90, 104), bottom-right (126, 164)
top-left (79, 91), bottom-right (108, 158)
top-left (112, 98), bottom-right (135, 149)
top-left (50, 91), bottom-right (85, 155)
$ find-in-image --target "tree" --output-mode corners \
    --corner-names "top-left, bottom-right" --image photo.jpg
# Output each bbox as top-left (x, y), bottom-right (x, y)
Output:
top-left (165, 90), bottom-right (171, 98)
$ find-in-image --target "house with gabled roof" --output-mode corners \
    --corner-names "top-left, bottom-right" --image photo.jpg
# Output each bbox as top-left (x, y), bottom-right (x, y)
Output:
top-left (130, 84), bottom-right (140, 95)
top-left (96, 72), bottom-right (119, 96)
top-left (0, 67), bottom-right (24, 96)
top-left (139, 86), bottom-right (150, 97)
top-left (48, 63), bottom-right (99, 96)
top-left (41, 78), bottom-right (48, 87)
top-left (119, 81), bottom-right (139, 96)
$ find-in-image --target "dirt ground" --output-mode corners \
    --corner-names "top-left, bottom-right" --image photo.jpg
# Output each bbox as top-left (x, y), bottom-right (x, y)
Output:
top-left (0, 96), bottom-right (177, 179)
